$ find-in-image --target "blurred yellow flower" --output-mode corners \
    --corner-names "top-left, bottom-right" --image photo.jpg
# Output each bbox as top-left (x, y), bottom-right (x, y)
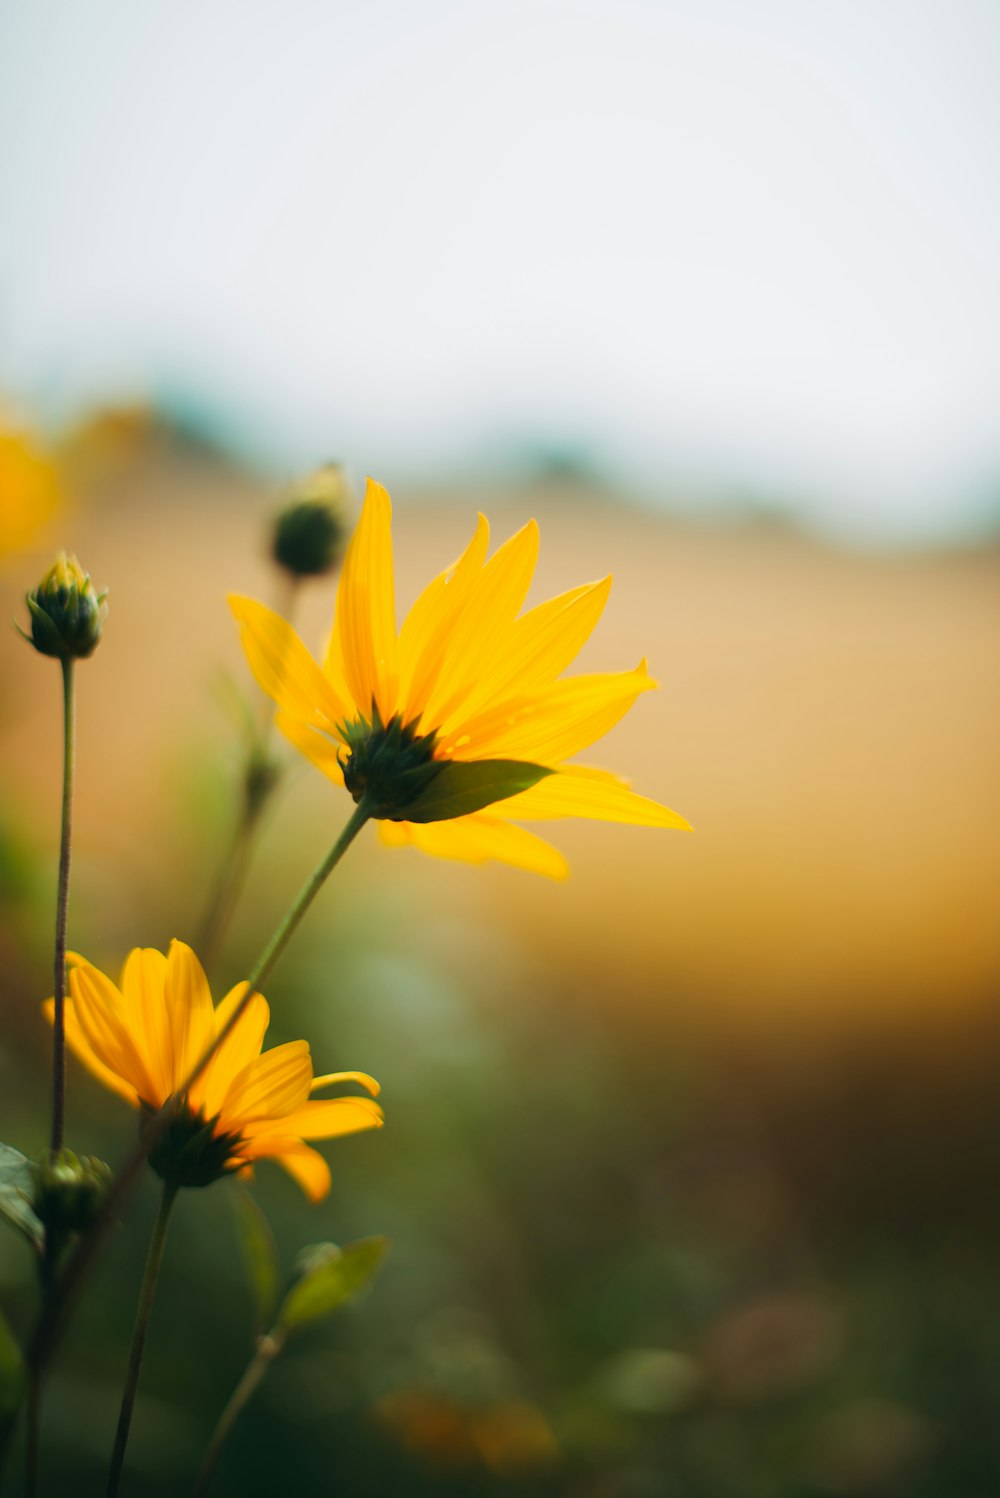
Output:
top-left (231, 478), bottom-right (689, 879)
top-left (47, 940), bottom-right (382, 1200)
top-left (0, 418), bottom-right (61, 558)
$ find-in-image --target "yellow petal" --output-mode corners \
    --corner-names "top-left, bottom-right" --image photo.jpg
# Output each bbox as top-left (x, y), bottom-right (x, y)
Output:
top-left (68, 962), bottom-right (161, 1105)
top-left (220, 1040), bottom-right (313, 1127)
top-left (229, 595), bottom-right (349, 726)
top-left (43, 997), bottom-right (140, 1107)
top-left (437, 576), bottom-right (612, 737)
top-left (335, 477), bottom-right (399, 723)
top-left (397, 514), bottom-right (491, 720)
top-left (379, 814), bottom-right (569, 879)
top-left (420, 520), bottom-right (539, 731)
top-left (496, 763), bottom-right (692, 828)
top-left (457, 663), bottom-right (657, 764)
top-left (193, 986), bottom-right (270, 1119)
top-left (239, 1137), bottom-right (332, 1202)
top-left (163, 940), bottom-right (216, 1089)
top-left (280, 1096), bottom-right (385, 1140)
top-left (119, 948), bottom-right (172, 1102)
top-left (311, 1070), bottom-right (381, 1097)
top-left (274, 712), bottom-right (345, 786)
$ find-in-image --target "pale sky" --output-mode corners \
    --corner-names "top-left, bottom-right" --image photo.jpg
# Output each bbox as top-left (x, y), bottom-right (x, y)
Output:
top-left (2, 0), bottom-right (999, 540)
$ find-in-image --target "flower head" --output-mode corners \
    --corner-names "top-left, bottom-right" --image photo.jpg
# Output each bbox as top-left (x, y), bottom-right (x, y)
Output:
top-left (47, 941), bottom-right (382, 1200)
top-left (21, 552), bottom-right (107, 660)
top-left (271, 462), bottom-right (351, 578)
top-left (231, 479), bottom-right (689, 879)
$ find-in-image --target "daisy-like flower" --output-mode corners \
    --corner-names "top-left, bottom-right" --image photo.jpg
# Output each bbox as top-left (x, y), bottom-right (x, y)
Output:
top-left (230, 479), bottom-right (690, 880)
top-left (47, 940), bottom-right (382, 1201)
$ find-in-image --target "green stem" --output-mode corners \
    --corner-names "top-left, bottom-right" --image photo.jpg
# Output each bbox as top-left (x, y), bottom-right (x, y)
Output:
top-left (51, 657), bottom-right (75, 1156)
top-left (106, 1182), bottom-right (179, 1498)
top-left (191, 1329), bottom-right (286, 1497)
top-left (195, 572), bottom-right (300, 970)
top-left (24, 1365), bottom-right (40, 1498)
top-left (17, 798), bottom-right (373, 1406)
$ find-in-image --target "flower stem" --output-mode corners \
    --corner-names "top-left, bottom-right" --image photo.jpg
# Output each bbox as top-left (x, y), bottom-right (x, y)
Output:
top-left (106, 1182), bottom-right (179, 1498)
top-left (191, 1329), bottom-right (286, 1497)
top-left (50, 656), bottom-right (75, 1156)
top-left (16, 798), bottom-right (374, 1410)
top-left (24, 1366), bottom-right (41, 1498)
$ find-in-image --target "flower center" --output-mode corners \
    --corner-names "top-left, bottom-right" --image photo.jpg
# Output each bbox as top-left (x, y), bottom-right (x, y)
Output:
top-left (337, 707), bottom-right (443, 819)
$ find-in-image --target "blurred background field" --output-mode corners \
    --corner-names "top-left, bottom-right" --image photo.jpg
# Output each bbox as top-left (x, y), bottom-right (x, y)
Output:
top-left (3, 1), bottom-right (1000, 1493)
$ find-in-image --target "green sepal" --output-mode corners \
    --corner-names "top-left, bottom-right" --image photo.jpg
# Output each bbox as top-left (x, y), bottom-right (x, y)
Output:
top-left (233, 1185), bottom-right (280, 1333)
top-left (277, 1236), bottom-right (388, 1334)
top-left (0, 1305), bottom-right (24, 1416)
top-left (0, 1145), bottom-right (45, 1254)
top-left (396, 759), bottom-right (554, 823)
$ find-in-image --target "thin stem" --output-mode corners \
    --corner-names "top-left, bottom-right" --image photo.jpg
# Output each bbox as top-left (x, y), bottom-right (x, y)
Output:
top-left (51, 657), bottom-right (76, 1156)
top-left (106, 1182), bottom-right (179, 1498)
top-left (17, 798), bottom-right (373, 1406)
top-left (195, 572), bottom-right (300, 970)
top-left (24, 1366), bottom-right (41, 1498)
top-left (191, 1330), bottom-right (285, 1497)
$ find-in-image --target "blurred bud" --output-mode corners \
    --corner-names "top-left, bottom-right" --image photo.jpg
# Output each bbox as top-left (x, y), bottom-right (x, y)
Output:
top-left (33, 1149), bottom-right (112, 1238)
top-left (271, 463), bottom-right (351, 578)
top-left (20, 552), bottom-right (107, 659)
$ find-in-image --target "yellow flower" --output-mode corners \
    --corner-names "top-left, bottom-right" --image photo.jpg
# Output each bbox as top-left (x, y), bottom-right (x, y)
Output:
top-left (0, 418), bottom-right (61, 559)
top-left (230, 479), bottom-right (690, 879)
top-left (47, 941), bottom-right (382, 1201)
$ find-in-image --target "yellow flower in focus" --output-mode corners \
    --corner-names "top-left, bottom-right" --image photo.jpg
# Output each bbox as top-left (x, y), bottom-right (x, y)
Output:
top-left (47, 941), bottom-right (382, 1201)
top-left (0, 419), bottom-right (61, 558)
top-left (230, 479), bottom-right (690, 879)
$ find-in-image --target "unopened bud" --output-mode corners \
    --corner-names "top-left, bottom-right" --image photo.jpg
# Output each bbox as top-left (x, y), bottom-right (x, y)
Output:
top-left (20, 552), bottom-right (107, 659)
top-left (271, 464), bottom-right (350, 578)
top-left (33, 1149), bottom-right (112, 1238)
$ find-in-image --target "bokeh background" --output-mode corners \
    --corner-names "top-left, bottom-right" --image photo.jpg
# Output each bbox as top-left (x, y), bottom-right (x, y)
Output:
top-left (2, 2), bottom-right (1000, 1495)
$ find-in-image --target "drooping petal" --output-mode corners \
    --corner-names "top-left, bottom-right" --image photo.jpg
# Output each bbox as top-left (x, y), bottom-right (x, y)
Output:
top-left (397, 514), bottom-right (491, 720)
top-left (419, 520), bottom-right (539, 731)
top-left (220, 1040), bottom-right (313, 1128)
top-left (495, 763), bottom-right (692, 828)
top-left (310, 1070), bottom-right (381, 1097)
top-left (43, 997), bottom-right (140, 1106)
top-left (277, 1095), bottom-right (385, 1140)
top-left (379, 814), bottom-right (569, 879)
top-left (239, 1137), bottom-right (332, 1202)
top-left (229, 596), bottom-right (348, 726)
top-left (335, 478), bottom-right (399, 723)
top-left (456, 662), bottom-right (657, 764)
top-left (274, 712), bottom-right (346, 785)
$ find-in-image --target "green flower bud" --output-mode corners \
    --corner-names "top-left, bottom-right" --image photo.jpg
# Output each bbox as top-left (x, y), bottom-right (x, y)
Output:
top-left (33, 1149), bottom-right (112, 1239)
top-left (20, 552), bottom-right (108, 659)
top-left (271, 463), bottom-right (351, 578)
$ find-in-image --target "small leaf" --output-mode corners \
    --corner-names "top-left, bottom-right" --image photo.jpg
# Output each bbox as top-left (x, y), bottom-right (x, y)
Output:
top-left (0, 1305), bottom-right (24, 1416)
top-left (0, 1146), bottom-right (44, 1253)
top-left (396, 761), bottom-right (554, 824)
top-left (278, 1236), bottom-right (388, 1334)
top-left (233, 1185), bottom-right (280, 1333)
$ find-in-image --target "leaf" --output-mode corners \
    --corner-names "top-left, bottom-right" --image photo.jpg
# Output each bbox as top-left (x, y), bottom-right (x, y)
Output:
top-left (397, 761), bottom-right (554, 824)
top-left (277, 1236), bottom-right (388, 1334)
top-left (0, 1146), bottom-right (43, 1253)
top-left (233, 1186), bottom-right (279, 1333)
top-left (0, 1305), bottom-right (24, 1416)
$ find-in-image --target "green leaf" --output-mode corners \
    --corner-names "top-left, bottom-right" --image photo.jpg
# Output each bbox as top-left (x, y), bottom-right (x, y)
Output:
top-left (232, 1186), bottom-right (279, 1333)
top-left (0, 1146), bottom-right (43, 1254)
top-left (396, 760), bottom-right (554, 824)
top-left (277, 1236), bottom-right (388, 1334)
top-left (0, 1305), bottom-right (24, 1416)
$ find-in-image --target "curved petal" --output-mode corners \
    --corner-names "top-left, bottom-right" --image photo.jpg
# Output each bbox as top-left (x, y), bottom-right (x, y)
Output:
top-left (229, 596), bottom-right (348, 726)
top-left (164, 941), bottom-right (216, 1089)
top-left (397, 514), bottom-right (491, 721)
top-left (274, 1096), bottom-right (385, 1140)
top-left (379, 814), bottom-right (569, 879)
top-left (193, 986), bottom-right (270, 1119)
top-left (239, 1137), bottom-right (332, 1202)
top-left (44, 997), bottom-right (140, 1107)
top-left (335, 478), bottom-right (399, 723)
top-left (68, 962), bottom-right (161, 1104)
top-left (310, 1070), bottom-right (381, 1097)
top-left (119, 947), bottom-right (172, 1102)
top-left (220, 1040), bottom-right (313, 1128)
top-left (497, 764), bottom-right (692, 828)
